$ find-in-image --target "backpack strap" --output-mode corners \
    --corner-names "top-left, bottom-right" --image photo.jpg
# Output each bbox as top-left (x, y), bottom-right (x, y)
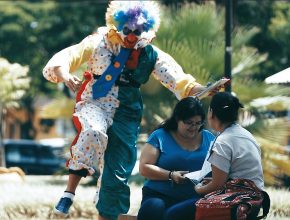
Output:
top-left (256, 190), bottom-right (271, 219)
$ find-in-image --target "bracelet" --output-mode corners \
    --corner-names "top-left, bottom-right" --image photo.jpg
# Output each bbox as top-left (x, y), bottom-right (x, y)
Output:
top-left (168, 171), bottom-right (174, 181)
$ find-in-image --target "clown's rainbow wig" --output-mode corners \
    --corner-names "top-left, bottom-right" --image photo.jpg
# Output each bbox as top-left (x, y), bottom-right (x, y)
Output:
top-left (106, 1), bottom-right (160, 33)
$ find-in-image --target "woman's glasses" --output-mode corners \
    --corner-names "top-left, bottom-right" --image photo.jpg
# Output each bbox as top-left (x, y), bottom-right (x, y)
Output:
top-left (122, 26), bottom-right (142, 36)
top-left (182, 120), bottom-right (204, 127)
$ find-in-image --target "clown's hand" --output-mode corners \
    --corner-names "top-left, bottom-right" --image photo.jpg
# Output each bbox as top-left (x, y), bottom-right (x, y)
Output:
top-left (193, 78), bottom-right (230, 99)
top-left (206, 82), bottom-right (223, 97)
top-left (189, 84), bottom-right (206, 97)
top-left (53, 66), bottom-right (81, 92)
top-left (64, 74), bottom-right (82, 92)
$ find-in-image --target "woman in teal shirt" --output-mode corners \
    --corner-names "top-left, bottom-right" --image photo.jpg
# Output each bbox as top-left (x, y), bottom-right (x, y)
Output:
top-left (138, 97), bottom-right (215, 220)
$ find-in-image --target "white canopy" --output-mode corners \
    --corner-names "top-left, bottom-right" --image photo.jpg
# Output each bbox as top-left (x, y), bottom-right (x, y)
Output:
top-left (265, 67), bottom-right (290, 84)
top-left (250, 96), bottom-right (290, 108)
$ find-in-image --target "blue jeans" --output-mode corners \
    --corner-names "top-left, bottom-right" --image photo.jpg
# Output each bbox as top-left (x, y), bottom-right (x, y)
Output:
top-left (137, 187), bottom-right (200, 220)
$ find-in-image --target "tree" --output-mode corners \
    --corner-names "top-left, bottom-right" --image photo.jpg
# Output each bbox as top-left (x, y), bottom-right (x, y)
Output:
top-left (0, 1), bottom-right (107, 138)
top-left (0, 58), bottom-right (30, 166)
top-left (235, 0), bottom-right (290, 185)
top-left (142, 2), bottom-right (268, 130)
top-left (0, 1), bottom-right (107, 96)
top-left (235, 0), bottom-right (290, 80)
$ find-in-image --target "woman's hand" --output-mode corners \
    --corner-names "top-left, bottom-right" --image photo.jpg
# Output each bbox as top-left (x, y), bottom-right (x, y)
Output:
top-left (194, 165), bottom-right (228, 195)
top-left (194, 178), bottom-right (212, 194)
top-left (171, 171), bottom-right (189, 184)
top-left (201, 177), bottom-right (212, 185)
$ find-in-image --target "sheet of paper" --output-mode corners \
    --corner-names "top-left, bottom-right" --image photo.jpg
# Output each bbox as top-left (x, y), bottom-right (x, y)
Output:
top-left (184, 140), bottom-right (214, 182)
top-left (198, 158), bottom-right (211, 180)
top-left (184, 170), bottom-right (201, 180)
top-left (198, 141), bottom-right (213, 179)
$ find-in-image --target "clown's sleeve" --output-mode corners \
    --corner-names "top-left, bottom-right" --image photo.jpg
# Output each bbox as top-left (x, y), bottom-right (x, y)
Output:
top-left (43, 34), bottom-right (102, 83)
top-left (151, 46), bottom-right (201, 100)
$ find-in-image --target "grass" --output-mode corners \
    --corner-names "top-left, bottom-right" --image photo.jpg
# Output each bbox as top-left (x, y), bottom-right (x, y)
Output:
top-left (265, 187), bottom-right (290, 219)
top-left (0, 174), bottom-right (289, 220)
top-left (0, 174), bottom-right (141, 220)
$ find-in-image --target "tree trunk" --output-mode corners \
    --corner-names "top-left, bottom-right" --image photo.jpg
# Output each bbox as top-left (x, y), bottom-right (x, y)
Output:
top-left (0, 105), bottom-right (6, 167)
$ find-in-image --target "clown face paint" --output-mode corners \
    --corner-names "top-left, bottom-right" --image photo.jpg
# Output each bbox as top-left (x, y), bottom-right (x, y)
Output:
top-left (119, 25), bottom-right (143, 49)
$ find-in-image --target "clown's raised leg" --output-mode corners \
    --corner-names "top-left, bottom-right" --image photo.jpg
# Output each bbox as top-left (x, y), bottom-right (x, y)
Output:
top-left (54, 73), bottom-right (115, 217)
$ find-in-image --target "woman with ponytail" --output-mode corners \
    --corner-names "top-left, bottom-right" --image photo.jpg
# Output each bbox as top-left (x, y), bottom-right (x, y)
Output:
top-left (194, 92), bottom-right (264, 196)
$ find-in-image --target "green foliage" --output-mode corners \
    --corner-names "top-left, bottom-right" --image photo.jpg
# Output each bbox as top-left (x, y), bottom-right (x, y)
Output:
top-left (0, 1), bottom-right (107, 138)
top-left (0, 58), bottom-right (30, 108)
top-left (142, 2), bottom-right (268, 128)
top-left (156, 3), bottom-right (225, 80)
top-left (269, 2), bottom-right (290, 42)
top-left (0, 1), bottom-right (107, 98)
top-left (0, 57), bottom-right (30, 141)
top-left (0, 1), bottom-right (51, 96)
top-left (266, 1), bottom-right (290, 76)
top-left (236, 0), bottom-right (290, 79)
top-left (234, 0), bottom-right (290, 185)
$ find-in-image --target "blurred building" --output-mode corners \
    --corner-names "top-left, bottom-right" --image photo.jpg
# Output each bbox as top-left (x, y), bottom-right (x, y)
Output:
top-left (2, 95), bottom-right (75, 140)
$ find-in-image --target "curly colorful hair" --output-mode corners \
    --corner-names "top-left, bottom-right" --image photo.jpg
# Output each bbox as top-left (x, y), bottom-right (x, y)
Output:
top-left (106, 1), bottom-right (160, 33)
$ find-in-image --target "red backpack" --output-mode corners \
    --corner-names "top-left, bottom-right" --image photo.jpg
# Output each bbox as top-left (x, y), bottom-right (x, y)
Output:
top-left (195, 179), bottom-right (270, 220)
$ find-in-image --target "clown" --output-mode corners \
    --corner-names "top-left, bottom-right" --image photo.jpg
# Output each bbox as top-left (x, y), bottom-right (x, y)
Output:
top-left (43, 1), bottom-right (206, 219)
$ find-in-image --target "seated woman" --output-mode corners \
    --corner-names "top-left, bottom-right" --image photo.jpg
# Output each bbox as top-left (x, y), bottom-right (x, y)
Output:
top-left (137, 97), bottom-right (215, 220)
top-left (195, 92), bottom-right (264, 195)
top-left (166, 92), bottom-right (264, 220)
